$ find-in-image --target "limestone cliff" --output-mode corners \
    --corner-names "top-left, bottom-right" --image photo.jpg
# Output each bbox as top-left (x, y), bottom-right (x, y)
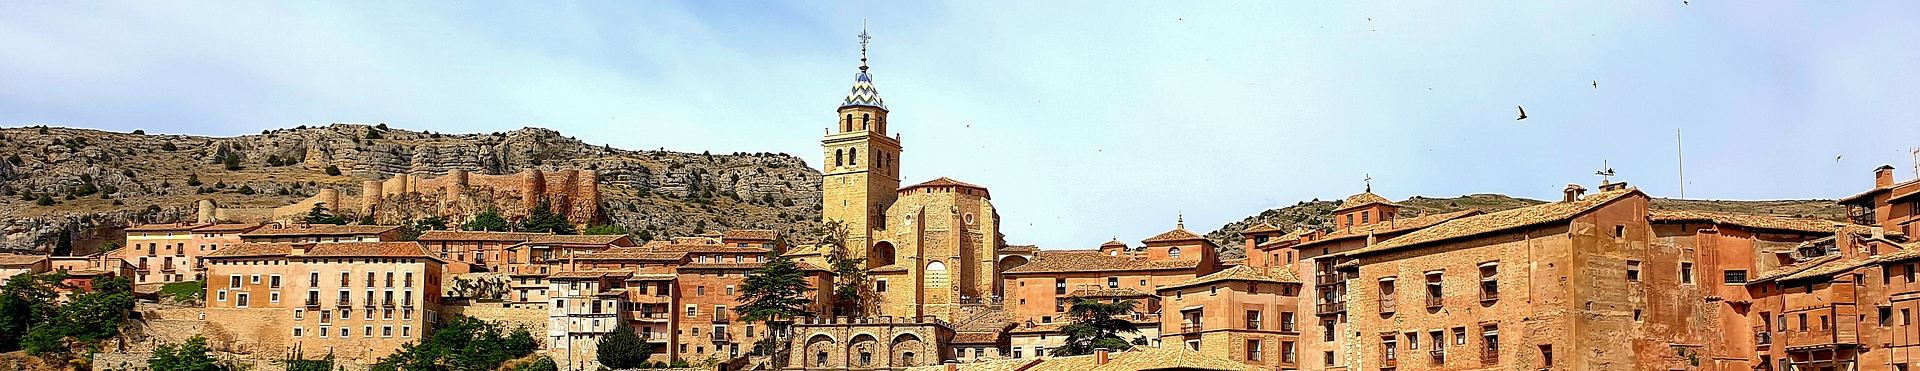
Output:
top-left (0, 124), bottom-right (824, 253)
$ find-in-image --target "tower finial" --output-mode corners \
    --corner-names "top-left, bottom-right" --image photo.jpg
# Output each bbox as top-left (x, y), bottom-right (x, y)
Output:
top-left (1177, 212), bottom-right (1185, 229)
top-left (1364, 173), bottom-right (1373, 193)
top-left (858, 20), bottom-right (871, 72)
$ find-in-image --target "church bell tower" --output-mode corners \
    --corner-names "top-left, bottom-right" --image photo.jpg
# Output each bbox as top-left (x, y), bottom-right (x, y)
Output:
top-left (822, 26), bottom-right (902, 255)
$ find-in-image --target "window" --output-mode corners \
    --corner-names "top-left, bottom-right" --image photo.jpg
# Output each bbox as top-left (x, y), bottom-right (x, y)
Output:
top-left (1481, 325), bottom-right (1499, 364)
top-left (1540, 344), bottom-right (1553, 367)
top-left (1056, 298), bottom-right (1067, 312)
top-left (687, 305), bottom-right (698, 317)
top-left (1407, 332), bottom-right (1419, 349)
top-left (875, 280), bottom-right (888, 293)
top-left (1480, 263), bottom-right (1499, 302)
top-left (1280, 312), bottom-right (1295, 332)
top-left (1324, 320), bottom-right (1338, 342)
top-left (1725, 270), bottom-right (1748, 284)
top-left (1108, 277), bottom-right (1119, 288)
top-left (1246, 310), bottom-right (1262, 330)
top-left (1055, 279), bottom-right (1067, 295)
top-left (1382, 336), bottom-right (1398, 363)
top-left (229, 275), bottom-right (241, 288)
top-left (236, 293), bottom-right (250, 307)
top-left (1906, 308), bottom-right (1914, 325)
top-left (1425, 272), bottom-right (1444, 308)
top-left (1681, 262), bottom-right (1695, 284)
top-left (1799, 313), bottom-right (1808, 331)
top-left (1626, 260), bottom-right (1641, 281)
top-left (1362, 211), bottom-right (1371, 224)
top-left (1282, 341), bottom-right (1296, 364)
top-left (269, 275), bottom-right (282, 289)
top-left (1325, 351), bottom-right (1336, 367)
top-left (1247, 339), bottom-right (1263, 361)
top-left (1613, 225), bottom-right (1626, 238)
top-left (1453, 327), bottom-right (1467, 346)
top-left (1169, 247), bottom-right (1182, 259)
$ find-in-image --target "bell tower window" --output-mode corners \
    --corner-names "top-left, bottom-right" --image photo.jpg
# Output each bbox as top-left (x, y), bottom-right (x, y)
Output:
top-left (844, 114), bottom-right (853, 132)
top-left (862, 113), bottom-right (871, 130)
top-left (849, 148), bottom-right (858, 165)
top-left (836, 149), bottom-right (844, 166)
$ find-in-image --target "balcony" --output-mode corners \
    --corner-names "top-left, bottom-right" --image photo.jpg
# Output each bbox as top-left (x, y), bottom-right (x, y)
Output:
top-left (1280, 322), bottom-right (1297, 333)
top-left (640, 332), bottom-right (670, 342)
top-left (1316, 274), bottom-right (1342, 286)
top-left (381, 299), bottom-right (396, 308)
top-left (1429, 349), bottom-right (1445, 363)
top-left (1755, 330), bottom-right (1772, 347)
top-left (402, 299), bottom-right (414, 308)
top-left (1481, 290), bottom-right (1498, 303)
top-left (711, 332), bottom-right (731, 343)
top-left (1379, 299), bottom-right (1396, 314)
top-left (335, 301), bottom-right (352, 309)
top-left (633, 312), bottom-right (672, 322)
top-left (304, 299), bottom-right (321, 308)
top-left (1181, 322), bottom-right (1204, 333)
top-left (1426, 296), bottom-right (1443, 309)
top-left (1383, 357), bottom-right (1397, 368)
top-left (1482, 349), bottom-right (1498, 364)
top-left (1317, 302), bottom-right (1346, 315)
top-left (160, 266), bottom-right (176, 273)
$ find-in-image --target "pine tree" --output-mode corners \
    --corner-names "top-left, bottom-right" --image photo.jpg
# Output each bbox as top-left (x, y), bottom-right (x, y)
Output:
top-left (1050, 299), bottom-right (1141, 356)
top-left (463, 208), bottom-right (510, 232)
top-left (519, 200), bottom-right (574, 234)
top-left (150, 336), bottom-right (220, 371)
top-left (595, 325), bottom-right (654, 369)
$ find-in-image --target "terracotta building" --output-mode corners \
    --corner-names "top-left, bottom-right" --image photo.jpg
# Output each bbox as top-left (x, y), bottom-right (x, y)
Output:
top-left (1157, 265), bottom-right (1304, 370)
top-left (415, 231), bottom-right (547, 273)
top-left (1841, 165), bottom-right (1920, 240)
top-left (199, 241), bottom-right (444, 363)
top-left (238, 224), bottom-right (401, 243)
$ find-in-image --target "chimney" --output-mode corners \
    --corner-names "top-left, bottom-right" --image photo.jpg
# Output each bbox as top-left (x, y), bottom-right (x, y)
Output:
top-left (1563, 184), bottom-right (1587, 202)
top-left (1600, 181), bottom-right (1630, 192)
top-left (1877, 165), bottom-right (1897, 188)
top-left (945, 363), bottom-right (957, 371)
top-left (1873, 226), bottom-right (1886, 240)
top-left (1095, 349), bottom-right (1110, 365)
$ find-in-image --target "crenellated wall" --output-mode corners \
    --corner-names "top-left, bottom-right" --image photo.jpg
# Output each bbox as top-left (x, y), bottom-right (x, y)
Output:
top-left (359, 169), bottom-right (600, 227)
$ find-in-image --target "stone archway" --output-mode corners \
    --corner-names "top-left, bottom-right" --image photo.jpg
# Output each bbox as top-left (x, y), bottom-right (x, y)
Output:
top-left (868, 241), bottom-right (897, 269)
top-left (847, 334), bottom-right (880, 369)
top-left (804, 334), bottom-right (837, 368)
top-left (892, 333), bottom-right (927, 367)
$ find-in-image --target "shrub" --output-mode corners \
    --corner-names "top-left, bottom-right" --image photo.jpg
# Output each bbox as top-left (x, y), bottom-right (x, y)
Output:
top-left (324, 165), bottom-right (341, 176)
top-left (35, 195), bottom-right (52, 206)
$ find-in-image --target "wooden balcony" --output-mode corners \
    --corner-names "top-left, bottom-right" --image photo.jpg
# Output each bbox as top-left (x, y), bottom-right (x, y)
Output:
top-left (1754, 330), bottom-right (1771, 347)
top-left (1316, 274), bottom-right (1343, 286)
top-left (1429, 349), bottom-right (1445, 363)
top-left (1317, 302), bottom-right (1346, 315)
top-left (1180, 322), bottom-right (1204, 333)
top-left (1426, 296), bottom-right (1443, 309)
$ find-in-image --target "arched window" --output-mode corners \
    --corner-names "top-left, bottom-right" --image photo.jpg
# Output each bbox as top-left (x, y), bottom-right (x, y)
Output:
top-left (835, 149), bottom-right (844, 166)
top-left (845, 114), bottom-right (853, 132)
top-left (849, 148), bottom-right (858, 165)
top-left (862, 113), bottom-right (871, 128)
top-left (816, 351), bottom-right (828, 367)
top-left (1169, 247), bottom-right (1183, 259)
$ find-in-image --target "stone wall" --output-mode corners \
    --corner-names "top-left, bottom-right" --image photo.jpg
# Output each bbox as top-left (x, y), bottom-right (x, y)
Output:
top-left (360, 169), bottom-right (600, 227)
top-left (444, 302), bottom-right (549, 334)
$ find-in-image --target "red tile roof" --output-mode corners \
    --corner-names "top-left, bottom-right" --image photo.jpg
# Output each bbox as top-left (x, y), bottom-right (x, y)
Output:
top-left (1140, 227), bottom-right (1206, 244)
top-left (1240, 223), bottom-right (1281, 234)
top-left (1348, 189), bottom-right (1643, 256)
top-left (1295, 210), bottom-right (1481, 249)
top-left (191, 223), bottom-right (264, 233)
top-left (1002, 250), bottom-right (1203, 274)
top-left (1650, 210), bottom-right (1863, 234)
top-left (302, 242), bottom-right (435, 259)
top-left (1159, 265), bottom-right (1300, 291)
top-left (526, 234), bottom-right (634, 246)
top-left (416, 231), bottom-right (549, 242)
top-left (241, 224), bottom-right (399, 237)
top-left (0, 254), bottom-right (48, 266)
top-left (203, 243), bottom-right (296, 258)
top-left (126, 223), bottom-right (209, 232)
top-left (721, 229), bottom-right (778, 241)
top-left (1336, 192), bottom-right (1397, 211)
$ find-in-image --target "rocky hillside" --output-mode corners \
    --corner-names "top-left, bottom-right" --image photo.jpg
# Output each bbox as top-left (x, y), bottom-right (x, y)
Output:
top-left (1206, 193), bottom-right (1846, 258)
top-left (0, 124), bottom-right (824, 253)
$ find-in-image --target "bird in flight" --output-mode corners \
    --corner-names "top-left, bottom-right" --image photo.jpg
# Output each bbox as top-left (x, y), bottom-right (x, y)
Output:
top-left (1836, 155), bottom-right (1843, 162)
top-left (1592, 80), bottom-right (1598, 89)
top-left (1516, 106), bottom-right (1529, 121)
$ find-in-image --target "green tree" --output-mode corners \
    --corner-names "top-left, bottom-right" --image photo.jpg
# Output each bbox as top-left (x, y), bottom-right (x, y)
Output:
top-left (280, 345), bottom-right (335, 371)
top-left (372, 316), bottom-right (536, 371)
top-left (511, 357), bottom-right (556, 371)
top-left (462, 208), bottom-right (510, 232)
top-left (595, 325), bottom-right (654, 369)
top-left (817, 221), bottom-right (872, 318)
top-left (518, 200), bottom-right (574, 234)
top-left (186, 173), bottom-right (202, 186)
top-left (304, 203), bottom-right (347, 225)
top-left (582, 224), bottom-right (628, 236)
top-left (399, 216), bottom-right (449, 241)
top-left (1049, 299), bottom-right (1141, 356)
top-left (151, 336), bottom-right (222, 371)
top-left (0, 272), bottom-right (60, 351)
top-left (221, 152), bottom-right (242, 171)
top-left (34, 195), bottom-right (52, 206)
top-left (737, 253), bottom-right (814, 362)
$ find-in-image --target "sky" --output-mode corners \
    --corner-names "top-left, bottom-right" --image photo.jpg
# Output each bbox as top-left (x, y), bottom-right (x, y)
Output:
top-left (2, 2), bottom-right (1918, 248)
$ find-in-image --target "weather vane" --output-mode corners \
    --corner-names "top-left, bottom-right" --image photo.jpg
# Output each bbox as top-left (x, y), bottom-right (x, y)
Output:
top-left (858, 20), bottom-right (871, 71)
top-left (1595, 160), bottom-right (1616, 185)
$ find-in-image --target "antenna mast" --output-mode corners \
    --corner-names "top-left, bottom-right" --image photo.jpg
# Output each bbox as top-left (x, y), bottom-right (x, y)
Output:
top-left (1677, 129), bottom-right (1686, 199)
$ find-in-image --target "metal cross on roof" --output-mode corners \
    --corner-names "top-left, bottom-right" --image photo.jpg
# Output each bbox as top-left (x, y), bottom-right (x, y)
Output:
top-left (1364, 174), bottom-right (1372, 192)
top-left (858, 20), bottom-right (871, 71)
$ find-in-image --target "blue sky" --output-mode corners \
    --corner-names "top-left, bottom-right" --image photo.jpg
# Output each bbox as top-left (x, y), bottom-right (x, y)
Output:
top-left (2, 2), bottom-right (1918, 248)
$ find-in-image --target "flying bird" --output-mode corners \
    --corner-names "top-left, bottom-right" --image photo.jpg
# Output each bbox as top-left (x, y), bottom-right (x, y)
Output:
top-left (1592, 80), bottom-right (1598, 89)
top-left (1516, 106), bottom-right (1529, 121)
top-left (1836, 155), bottom-right (1843, 162)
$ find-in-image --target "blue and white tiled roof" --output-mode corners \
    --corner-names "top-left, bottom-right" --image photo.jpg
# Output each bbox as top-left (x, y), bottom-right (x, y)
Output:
top-left (840, 70), bottom-right (886, 109)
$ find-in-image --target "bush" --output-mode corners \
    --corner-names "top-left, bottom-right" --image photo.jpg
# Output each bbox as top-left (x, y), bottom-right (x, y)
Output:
top-left (238, 185), bottom-right (255, 195)
top-left (513, 357), bottom-right (556, 371)
top-left (324, 165), bottom-right (341, 176)
top-left (150, 336), bottom-right (221, 371)
top-left (34, 195), bottom-right (52, 206)
top-left (221, 153), bottom-right (241, 171)
top-left (132, 129), bottom-right (145, 135)
top-left (161, 142), bottom-right (177, 151)
top-left (186, 174), bottom-right (202, 187)
top-left (159, 281), bottom-right (205, 303)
